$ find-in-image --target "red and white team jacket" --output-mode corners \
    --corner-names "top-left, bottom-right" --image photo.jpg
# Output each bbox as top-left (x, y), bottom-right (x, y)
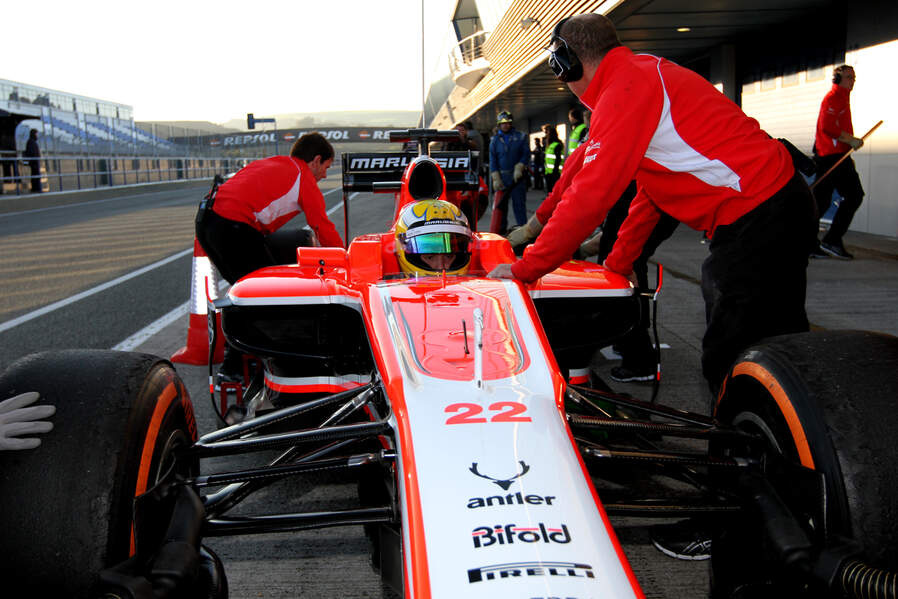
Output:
top-left (512, 46), bottom-right (794, 282)
top-left (815, 84), bottom-right (853, 157)
top-left (212, 156), bottom-right (343, 247)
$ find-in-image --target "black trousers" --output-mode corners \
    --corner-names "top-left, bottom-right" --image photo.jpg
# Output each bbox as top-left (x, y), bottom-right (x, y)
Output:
top-left (812, 153), bottom-right (864, 245)
top-left (195, 209), bottom-right (315, 285)
top-left (545, 172), bottom-right (560, 194)
top-left (28, 160), bottom-right (41, 192)
top-left (599, 182), bottom-right (680, 370)
top-left (701, 171), bottom-right (817, 394)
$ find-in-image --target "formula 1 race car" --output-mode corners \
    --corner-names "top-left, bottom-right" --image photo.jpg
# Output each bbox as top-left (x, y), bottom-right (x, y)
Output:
top-left (1, 129), bottom-right (897, 599)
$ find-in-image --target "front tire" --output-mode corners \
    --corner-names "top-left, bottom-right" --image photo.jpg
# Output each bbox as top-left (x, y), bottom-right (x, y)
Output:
top-left (711, 330), bottom-right (898, 597)
top-left (0, 350), bottom-right (198, 597)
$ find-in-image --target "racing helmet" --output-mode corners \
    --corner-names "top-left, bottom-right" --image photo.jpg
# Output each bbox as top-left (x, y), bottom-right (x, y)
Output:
top-left (395, 199), bottom-right (472, 276)
top-left (497, 111), bottom-right (513, 124)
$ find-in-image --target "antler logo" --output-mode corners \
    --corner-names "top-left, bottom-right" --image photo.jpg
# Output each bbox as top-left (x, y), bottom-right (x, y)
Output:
top-left (469, 461), bottom-right (530, 490)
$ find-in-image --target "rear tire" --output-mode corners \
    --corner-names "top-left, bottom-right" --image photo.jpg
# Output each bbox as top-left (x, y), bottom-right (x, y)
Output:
top-left (711, 330), bottom-right (898, 597)
top-left (0, 350), bottom-right (198, 597)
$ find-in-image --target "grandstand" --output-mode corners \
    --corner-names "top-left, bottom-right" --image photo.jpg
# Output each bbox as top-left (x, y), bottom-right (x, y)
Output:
top-left (0, 78), bottom-right (229, 157)
top-left (0, 78), bottom-right (409, 195)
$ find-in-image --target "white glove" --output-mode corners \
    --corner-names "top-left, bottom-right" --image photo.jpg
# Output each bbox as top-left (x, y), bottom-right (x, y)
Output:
top-left (491, 171), bottom-right (505, 191)
top-left (513, 163), bottom-right (524, 183)
top-left (848, 136), bottom-right (864, 150)
top-left (0, 392), bottom-right (56, 451)
top-left (507, 214), bottom-right (544, 248)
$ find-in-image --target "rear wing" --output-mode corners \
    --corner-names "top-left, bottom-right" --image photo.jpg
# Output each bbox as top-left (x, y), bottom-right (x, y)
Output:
top-left (341, 151), bottom-right (480, 193)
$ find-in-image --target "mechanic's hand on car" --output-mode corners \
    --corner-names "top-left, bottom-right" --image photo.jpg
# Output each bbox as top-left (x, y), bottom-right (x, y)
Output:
top-left (602, 260), bottom-right (639, 286)
top-left (491, 171), bottom-right (505, 191)
top-left (0, 392), bottom-right (56, 451)
top-left (513, 163), bottom-right (524, 183)
top-left (488, 263), bottom-right (515, 280)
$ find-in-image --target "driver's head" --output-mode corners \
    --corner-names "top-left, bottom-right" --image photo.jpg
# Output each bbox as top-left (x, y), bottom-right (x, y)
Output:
top-left (395, 199), bottom-right (472, 276)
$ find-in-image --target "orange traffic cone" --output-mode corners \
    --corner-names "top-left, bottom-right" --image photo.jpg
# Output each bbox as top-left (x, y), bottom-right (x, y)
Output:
top-left (171, 238), bottom-right (226, 365)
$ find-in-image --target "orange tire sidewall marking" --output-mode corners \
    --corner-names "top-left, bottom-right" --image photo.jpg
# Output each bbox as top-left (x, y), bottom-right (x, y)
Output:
top-left (130, 379), bottom-right (180, 555)
top-left (731, 362), bottom-right (816, 469)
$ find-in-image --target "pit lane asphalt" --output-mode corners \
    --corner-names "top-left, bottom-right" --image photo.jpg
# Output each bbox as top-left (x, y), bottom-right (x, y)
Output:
top-left (2, 177), bottom-right (897, 598)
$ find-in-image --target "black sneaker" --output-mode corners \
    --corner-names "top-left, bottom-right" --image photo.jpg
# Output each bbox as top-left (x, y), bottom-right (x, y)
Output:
top-left (650, 520), bottom-right (712, 561)
top-left (820, 241), bottom-right (853, 259)
top-left (610, 365), bottom-right (655, 383)
top-left (809, 243), bottom-right (829, 259)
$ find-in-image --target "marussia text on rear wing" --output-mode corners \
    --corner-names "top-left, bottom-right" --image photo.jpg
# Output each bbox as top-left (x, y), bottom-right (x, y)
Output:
top-left (342, 151), bottom-right (480, 193)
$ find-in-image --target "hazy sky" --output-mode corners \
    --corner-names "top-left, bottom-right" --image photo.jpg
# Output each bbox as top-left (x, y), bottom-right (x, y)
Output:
top-left (4, 0), bottom-right (453, 123)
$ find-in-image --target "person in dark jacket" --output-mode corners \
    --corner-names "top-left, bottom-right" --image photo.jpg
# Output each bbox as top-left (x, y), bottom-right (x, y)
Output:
top-left (24, 129), bottom-right (42, 193)
top-left (542, 124), bottom-right (564, 194)
top-left (531, 138), bottom-right (545, 190)
top-left (489, 111), bottom-right (530, 231)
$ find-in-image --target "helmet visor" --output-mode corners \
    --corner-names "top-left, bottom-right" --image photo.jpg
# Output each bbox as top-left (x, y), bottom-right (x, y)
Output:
top-left (404, 232), bottom-right (470, 255)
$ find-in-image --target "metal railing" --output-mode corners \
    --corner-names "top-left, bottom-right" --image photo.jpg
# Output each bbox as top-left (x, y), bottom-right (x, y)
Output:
top-left (448, 31), bottom-right (491, 79)
top-left (0, 154), bottom-right (263, 196)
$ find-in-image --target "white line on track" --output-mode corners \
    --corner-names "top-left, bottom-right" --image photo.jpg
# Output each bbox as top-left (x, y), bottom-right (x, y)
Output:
top-left (0, 176), bottom-right (357, 343)
top-left (0, 248), bottom-right (194, 334)
top-left (0, 184), bottom-right (204, 218)
top-left (0, 187), bottom-right (359, 343)
top-left (112, 303), bottom-right (188, 351)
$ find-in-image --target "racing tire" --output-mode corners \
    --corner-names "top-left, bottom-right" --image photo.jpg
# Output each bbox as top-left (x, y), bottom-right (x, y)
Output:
top-left (710, 330), bottom-right (898, 598)
top-left (0, 350), bottom-right (198, 597)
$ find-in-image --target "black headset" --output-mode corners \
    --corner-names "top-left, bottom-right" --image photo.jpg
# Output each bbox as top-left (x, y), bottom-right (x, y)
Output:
top-left (548, 17), bottom-right (583, 83)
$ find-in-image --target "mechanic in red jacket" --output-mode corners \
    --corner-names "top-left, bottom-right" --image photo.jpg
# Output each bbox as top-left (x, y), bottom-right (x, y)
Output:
top-left (812, 65), bottom-right (865, 259)
top-left (489, 13), bottom-right (816, 397)
top-left (508, 141), bottom-right (679, 383)
top-left (197, 132), bottom-right (343, 284)
top-left (196, 132), bottom-right (343, 384)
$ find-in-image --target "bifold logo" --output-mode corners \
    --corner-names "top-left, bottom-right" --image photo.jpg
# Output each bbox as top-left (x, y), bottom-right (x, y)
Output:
top-left (472, 523), bottom-right (570, 548)
top-left (467, 561), bottom-right (595, 583)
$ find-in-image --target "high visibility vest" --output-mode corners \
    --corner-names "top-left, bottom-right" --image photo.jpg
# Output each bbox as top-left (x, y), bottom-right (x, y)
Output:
top-left (545, 141), bottom-right (564, 174)
top-left (568, 123), bottom-right (588, 154)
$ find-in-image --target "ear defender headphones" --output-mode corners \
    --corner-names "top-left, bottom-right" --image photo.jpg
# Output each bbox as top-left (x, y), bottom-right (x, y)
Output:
top-left (548, 17), bottom-right (583, 83)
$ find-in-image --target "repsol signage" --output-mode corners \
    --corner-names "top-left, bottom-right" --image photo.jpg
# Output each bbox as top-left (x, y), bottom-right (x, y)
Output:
top-left (214, 128), bottom-right (396, 147)
top-left (223, 133), bottom-right (279, 146)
